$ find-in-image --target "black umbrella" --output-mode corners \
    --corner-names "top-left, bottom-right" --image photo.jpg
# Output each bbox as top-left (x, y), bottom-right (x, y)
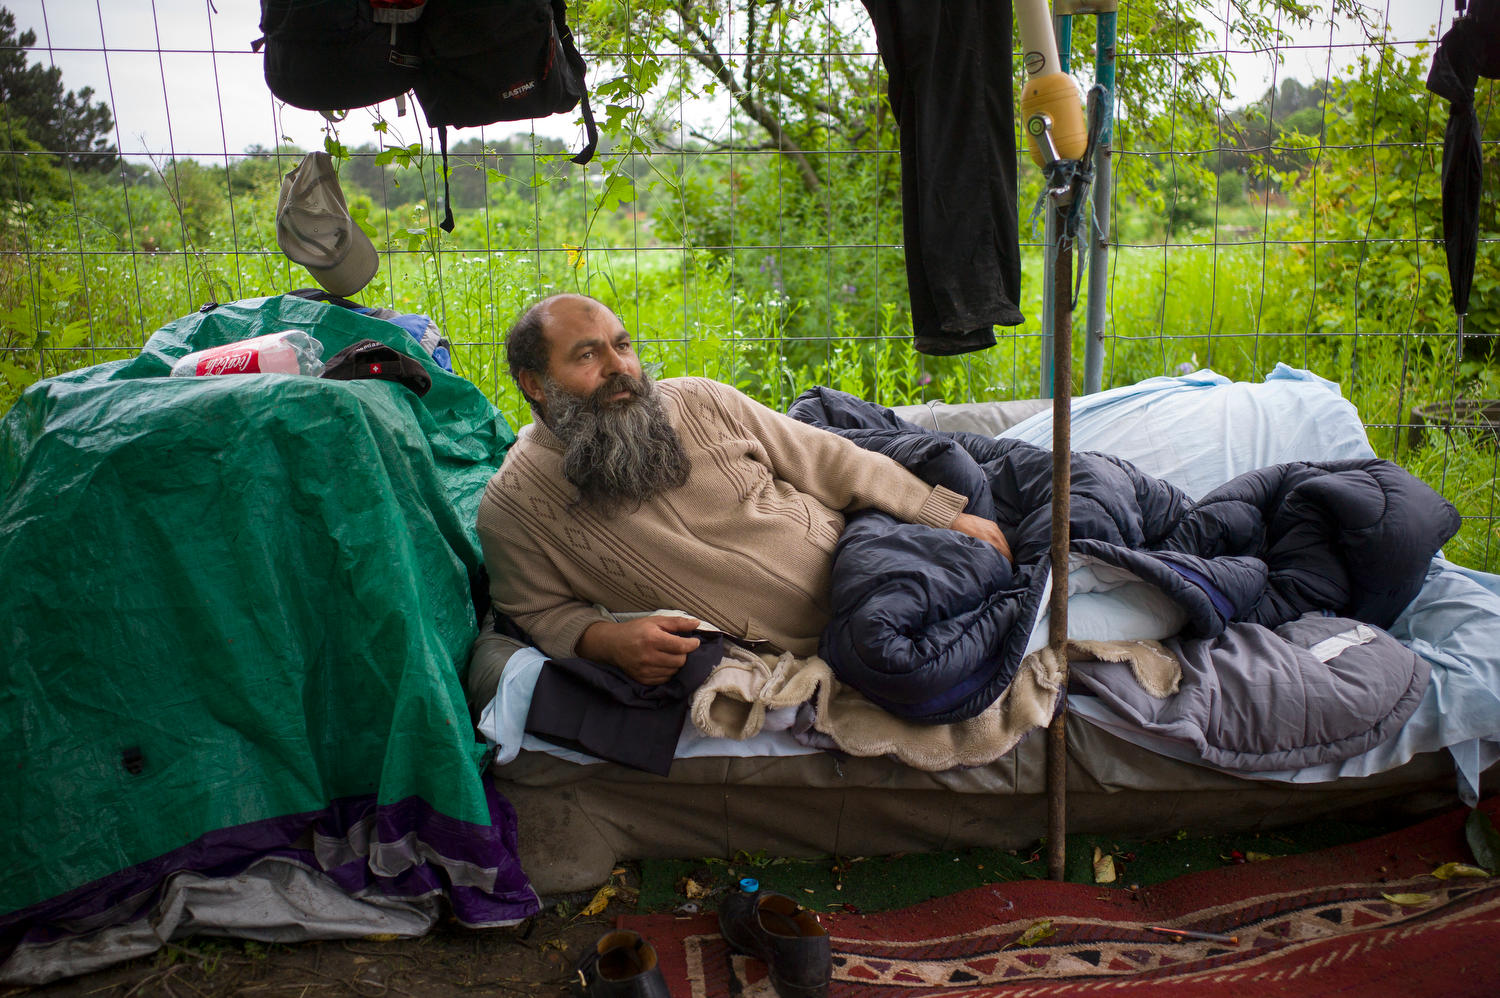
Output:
top-left (1425, 0), bottom-right (1500, 354)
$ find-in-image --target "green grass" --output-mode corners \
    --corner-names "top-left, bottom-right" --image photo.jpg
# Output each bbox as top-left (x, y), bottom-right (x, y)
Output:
top-left (635, 816), bottom-right (1413, 915)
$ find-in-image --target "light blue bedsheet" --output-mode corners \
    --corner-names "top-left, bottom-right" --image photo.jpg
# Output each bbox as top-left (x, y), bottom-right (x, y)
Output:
top-left (999, 364), bottom-right (1378, 495)
top-left (480, 366), bottom-right (1500, 796)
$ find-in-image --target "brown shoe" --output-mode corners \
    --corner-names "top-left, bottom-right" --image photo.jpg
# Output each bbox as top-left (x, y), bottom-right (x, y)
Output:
top-left (573, 930), bottom-right (672, 998)
top-left (717, 890), bottom-right (831, 998)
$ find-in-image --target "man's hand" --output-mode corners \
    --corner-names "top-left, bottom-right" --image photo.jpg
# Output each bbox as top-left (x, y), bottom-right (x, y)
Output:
top-left (577, 616), bottom-right (703, 685)
top-left (949, 512), bottom-right (1014, 563)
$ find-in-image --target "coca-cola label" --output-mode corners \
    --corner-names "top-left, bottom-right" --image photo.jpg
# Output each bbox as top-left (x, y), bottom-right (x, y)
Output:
top-left (186, 332), bottom-right (293, 376)
top-left (196, 348), bottom-right (260, 376)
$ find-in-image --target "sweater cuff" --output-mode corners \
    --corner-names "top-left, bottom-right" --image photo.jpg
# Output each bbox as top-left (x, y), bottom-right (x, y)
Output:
top-left (553, 608), bottom-right (615, 660)
top-left (913, 484), bottom-right (969, 529)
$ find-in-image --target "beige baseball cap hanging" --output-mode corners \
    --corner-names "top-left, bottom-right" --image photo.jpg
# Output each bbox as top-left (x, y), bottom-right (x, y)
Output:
top-left (275, 151), bottom-right (379, 297)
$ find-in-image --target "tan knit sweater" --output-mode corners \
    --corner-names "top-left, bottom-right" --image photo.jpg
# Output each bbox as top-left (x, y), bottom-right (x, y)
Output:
top-left (476, 377), bottom-right (968, 659)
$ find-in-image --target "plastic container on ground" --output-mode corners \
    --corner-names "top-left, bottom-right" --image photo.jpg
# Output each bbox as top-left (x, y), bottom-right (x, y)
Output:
top-left (170, 331), bottom-right (326, 378)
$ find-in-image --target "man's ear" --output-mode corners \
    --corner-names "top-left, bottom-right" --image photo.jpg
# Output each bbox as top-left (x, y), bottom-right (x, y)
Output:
top-left (517, 368), bottom-right (544, 407)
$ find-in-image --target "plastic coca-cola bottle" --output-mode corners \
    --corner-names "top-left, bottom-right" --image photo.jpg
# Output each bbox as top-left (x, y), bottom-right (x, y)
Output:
top-left (170, 331), bottom-right (325, 378)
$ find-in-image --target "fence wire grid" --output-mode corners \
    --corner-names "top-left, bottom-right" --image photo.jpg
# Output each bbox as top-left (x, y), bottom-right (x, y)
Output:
top-left (1, 0), bottom-right (1496, 569)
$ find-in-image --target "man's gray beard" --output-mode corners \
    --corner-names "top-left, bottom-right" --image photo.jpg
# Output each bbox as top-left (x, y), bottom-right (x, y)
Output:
top-left (541, 371), bottom-right (691, 517)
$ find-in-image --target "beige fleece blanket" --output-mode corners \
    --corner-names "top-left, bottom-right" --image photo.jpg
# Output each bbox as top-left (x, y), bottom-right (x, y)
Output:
top-left (690, 639), bottom-right (1180, 771)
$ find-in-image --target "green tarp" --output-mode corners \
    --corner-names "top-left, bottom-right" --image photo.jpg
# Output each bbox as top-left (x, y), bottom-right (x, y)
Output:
top-left (0, 295), bottom-right (518, 918)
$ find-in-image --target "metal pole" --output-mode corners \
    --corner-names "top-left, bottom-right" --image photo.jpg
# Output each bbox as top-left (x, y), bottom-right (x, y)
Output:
top-left (1038, 13), bottom-right (1074, 399)
top-left (1041, 0), bottom-right (1116, 885)
top-left (1082, 11), bottom-right (1115, 395)
top-left (1040, 211), bottom-right (1056, 397)
top-left (1045, 210), bottom-right (1074, 883)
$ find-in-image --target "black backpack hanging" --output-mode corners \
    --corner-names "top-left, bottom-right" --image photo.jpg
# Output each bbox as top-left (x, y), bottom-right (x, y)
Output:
top-left (259, 0), bottom-right (421, 111)
top-left (256, 0), bottom-right (599, 232)
top-left (415, 0), bottom-right (598, 232)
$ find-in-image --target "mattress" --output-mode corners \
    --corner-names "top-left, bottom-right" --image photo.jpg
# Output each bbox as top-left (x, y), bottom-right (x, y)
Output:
top-left (474, 368), bottom-right (1500, 894)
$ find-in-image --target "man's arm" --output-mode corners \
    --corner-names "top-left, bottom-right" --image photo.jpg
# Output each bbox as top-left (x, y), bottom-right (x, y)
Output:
top-left (486, 534), bottom-right (702, 682)
top-left (694, 380), bottom-right (1011, 559)
top-left (481, 532), bottom-right (611, 660)
top-left (476, 478), bottom-right (614, 660)
top-left (478, 482), bottom-right (705, 681)
top-left (576, 616), bottom-right (702, 685)
top-left (693, 380), bottom-right (960, 522)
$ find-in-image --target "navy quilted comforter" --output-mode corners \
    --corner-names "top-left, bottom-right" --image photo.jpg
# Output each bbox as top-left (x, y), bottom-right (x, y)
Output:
top-left (789, 388), bottom-right (1461, 725)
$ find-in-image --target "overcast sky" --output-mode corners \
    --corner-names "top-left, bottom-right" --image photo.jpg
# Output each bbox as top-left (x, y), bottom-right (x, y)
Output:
top-left (5, 0), bottom-right (1456, 166)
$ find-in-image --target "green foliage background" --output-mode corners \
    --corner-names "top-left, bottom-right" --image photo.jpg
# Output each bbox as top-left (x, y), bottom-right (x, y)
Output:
top-left (2, 0), bottom-right (1496, 569)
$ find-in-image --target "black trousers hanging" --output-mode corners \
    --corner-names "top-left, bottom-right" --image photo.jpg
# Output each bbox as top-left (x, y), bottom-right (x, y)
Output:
top-left (862, 0), bottom-right (1024, 356)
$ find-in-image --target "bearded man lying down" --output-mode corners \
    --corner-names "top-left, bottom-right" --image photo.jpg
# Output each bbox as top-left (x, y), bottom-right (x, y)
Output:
top-left (475, 293), bottom-right (1011, 685)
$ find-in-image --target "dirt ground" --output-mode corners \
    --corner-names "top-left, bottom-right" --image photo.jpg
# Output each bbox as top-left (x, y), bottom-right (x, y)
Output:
top-left (10, 810), bottom-right (1456, 997)
top-left (8, 880), bottom-right (646, 998)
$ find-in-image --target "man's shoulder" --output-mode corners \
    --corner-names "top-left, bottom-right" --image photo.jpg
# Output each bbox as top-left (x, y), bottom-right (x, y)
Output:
top-left (485, 426), bottom-right (556, 502)
top-left (658, 375), bottom-right (729, 396)
top-left (658, 376), bottom-right (748, 411)
top-left (497, 423), bottom-right (546, 465)
top-left (657, 378), bottom-right (757, 433)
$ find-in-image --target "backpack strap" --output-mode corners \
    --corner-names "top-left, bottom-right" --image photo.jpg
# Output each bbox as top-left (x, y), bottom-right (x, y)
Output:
top-left (433, 0), bottom-right (597, 230)
top-left (554, 0), bottom-right (597, 165)
top-left (438, 123), bottom-right (456, 233)
top-left (571, 90), bottom-right (598, 166)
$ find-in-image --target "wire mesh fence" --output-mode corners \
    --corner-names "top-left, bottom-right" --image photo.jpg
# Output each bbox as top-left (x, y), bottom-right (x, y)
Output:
top-left (1, 0), bottom-right (1495, 568)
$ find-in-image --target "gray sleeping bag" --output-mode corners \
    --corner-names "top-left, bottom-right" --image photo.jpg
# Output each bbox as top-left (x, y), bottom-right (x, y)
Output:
top-left (1070, 614), bottom-right (1430, 771)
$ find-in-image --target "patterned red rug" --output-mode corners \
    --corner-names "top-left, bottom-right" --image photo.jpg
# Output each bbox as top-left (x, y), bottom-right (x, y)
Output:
top-left (619, 797), bottom-right (1500, 997)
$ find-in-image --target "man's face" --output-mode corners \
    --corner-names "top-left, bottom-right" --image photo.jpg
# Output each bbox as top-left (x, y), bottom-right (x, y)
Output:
top-left (520, 297), bottom-right (642, 414)
top-left (519, 296), bottom-right (691, 515)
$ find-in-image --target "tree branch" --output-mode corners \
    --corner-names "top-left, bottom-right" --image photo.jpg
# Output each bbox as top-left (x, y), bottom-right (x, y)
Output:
top-left (674, 3), bottom-right (822, 190)
top-left (676, 125), bottom-right (782, 152)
